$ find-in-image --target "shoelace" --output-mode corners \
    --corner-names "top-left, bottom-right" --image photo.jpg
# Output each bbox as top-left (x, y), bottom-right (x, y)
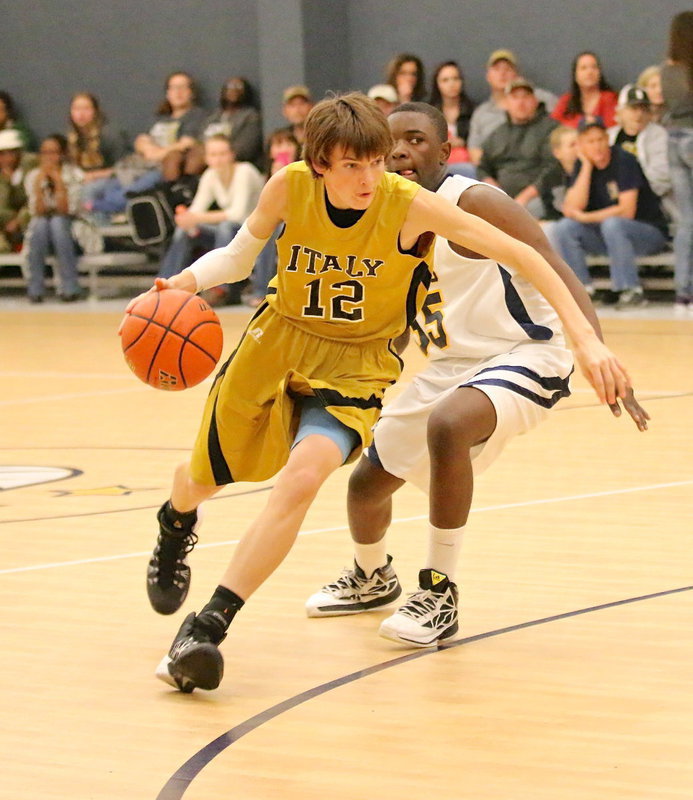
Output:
top-left (398, 589), bottom-right (440, 620)
top-left (327, 567), bottom-right (367, 592)
top-left (156, 531), bottom-right (199, 582)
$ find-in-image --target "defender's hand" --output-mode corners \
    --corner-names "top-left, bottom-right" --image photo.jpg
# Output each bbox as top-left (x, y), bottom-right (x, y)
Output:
top-left (608, 387), bottom-right (650, 432)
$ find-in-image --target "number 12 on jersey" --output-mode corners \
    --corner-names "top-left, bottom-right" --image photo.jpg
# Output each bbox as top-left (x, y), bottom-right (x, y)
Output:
top-left (302, 278), bottom-right (365, 321)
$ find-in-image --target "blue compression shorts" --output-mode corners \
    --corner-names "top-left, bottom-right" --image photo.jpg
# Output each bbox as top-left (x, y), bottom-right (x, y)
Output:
top-left (293, 397), bottom-right (361, 464)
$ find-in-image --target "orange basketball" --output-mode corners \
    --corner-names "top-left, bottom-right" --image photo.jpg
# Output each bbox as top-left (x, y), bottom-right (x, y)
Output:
top-left (119, 289), bottom-right (223, 390)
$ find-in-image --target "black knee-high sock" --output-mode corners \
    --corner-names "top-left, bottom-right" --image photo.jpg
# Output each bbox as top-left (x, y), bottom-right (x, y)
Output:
top-left (196, 585), bottom-right (245, 644)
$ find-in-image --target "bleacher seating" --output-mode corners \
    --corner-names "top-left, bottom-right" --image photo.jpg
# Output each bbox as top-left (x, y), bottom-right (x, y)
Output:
top-left (586, 250), bottom-right (674, 292)
top-left (0, 223), bottom-right (156, 299)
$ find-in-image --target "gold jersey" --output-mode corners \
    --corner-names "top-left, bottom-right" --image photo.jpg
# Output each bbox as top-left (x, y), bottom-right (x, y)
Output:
top-left (266, 161), bottom-right (432, 343)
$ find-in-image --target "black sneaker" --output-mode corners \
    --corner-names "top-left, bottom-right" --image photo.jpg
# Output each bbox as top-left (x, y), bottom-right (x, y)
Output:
top-left (155, 612), bottom-right (224, 693)
top-left (305, 555), bottom-right (402, 617)
top-left (379, 568), bottom-right (459, 647)
top-left (147, 503), bottom-right (200, 615)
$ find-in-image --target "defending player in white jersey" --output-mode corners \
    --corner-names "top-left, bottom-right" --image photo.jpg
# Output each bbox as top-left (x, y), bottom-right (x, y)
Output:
top-left (306, 103), bottom-right (650, 646)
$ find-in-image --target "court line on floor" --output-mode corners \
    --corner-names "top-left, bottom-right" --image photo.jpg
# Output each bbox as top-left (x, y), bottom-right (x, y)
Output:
top-left (1, 477), bottom-right (691, 575)
top-left (1, 375), bottom-right (690, 408)
top-left (156, 582), bottom-right (693, 800)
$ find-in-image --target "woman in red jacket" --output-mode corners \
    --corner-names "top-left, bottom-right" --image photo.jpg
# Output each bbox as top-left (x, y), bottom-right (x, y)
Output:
top-left (552, 51), bottom-right (618, 128)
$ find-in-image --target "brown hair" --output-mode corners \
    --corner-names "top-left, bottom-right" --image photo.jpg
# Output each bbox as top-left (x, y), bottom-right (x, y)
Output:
top-left (384, 53), bottom-right (427, 101)
top-left (67, 92), bottom-right (105, 170)
top-left (668, 11), bottom-right (693, 89)
top-left (157, 71), bottom-right (197, 116)
top-left (302, 92), bottom-right (392, 178)
top-left (205, 132), bottom-right (234, 147)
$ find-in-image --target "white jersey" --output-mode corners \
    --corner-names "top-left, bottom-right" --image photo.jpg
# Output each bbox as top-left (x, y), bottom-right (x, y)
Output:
top-left (414, 175), bottom-right (566, 361)
top-left (369, 174), bottom-right (573, 493)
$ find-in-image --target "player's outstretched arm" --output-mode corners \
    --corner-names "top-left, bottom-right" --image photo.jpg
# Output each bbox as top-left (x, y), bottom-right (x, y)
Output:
top-left (405, 189), bottom-right (631, 407)
top-left (459, 186), bottom-right (649, 431)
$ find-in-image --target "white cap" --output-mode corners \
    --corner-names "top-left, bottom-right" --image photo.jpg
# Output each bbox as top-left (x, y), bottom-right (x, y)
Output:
top-left (367, 84), bottom-right (398, 104)
top-left (0, 128), bottom-right (23, 150)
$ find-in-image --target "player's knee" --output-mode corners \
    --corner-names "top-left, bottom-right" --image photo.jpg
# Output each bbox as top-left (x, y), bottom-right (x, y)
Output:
top-left (427, 405), bottom-right (476, 455)
top-left (280, 464), bottom-right (328, 505)
top-left (348, 455), bottom-right (388, 504)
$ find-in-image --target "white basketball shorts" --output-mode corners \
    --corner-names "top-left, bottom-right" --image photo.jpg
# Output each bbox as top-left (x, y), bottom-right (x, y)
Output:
top-left (368, 343), bottom-right (574, 494)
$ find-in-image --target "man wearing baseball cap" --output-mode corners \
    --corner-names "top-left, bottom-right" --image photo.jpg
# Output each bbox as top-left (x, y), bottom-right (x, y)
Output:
top-left (608, 86), bottom-right (673, 212)
top-left (367, 84), bottom-right (398, 116)
top-left (468, 48), bottom-right (558, 164)
top-left (477, 77), bottom-right (559, 217)
top-left (281, 85), bottom-right (314, 144)
top-left (0, 128), bottom-right (33, 253)
top-left (547, 115), bottom-right (669, 308)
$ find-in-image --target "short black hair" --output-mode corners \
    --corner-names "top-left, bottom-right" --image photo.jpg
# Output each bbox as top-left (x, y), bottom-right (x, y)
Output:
top-left (391, 102), bottom-right (448, 143)
top-left (577, 117), bottom-right (607, 135)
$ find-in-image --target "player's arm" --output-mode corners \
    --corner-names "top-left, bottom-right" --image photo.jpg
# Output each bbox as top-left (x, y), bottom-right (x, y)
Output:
top-left (460, 186), bottom-right (649, 430)
top-left (154, 170), bottom-right (288, 294)
top-left (404, 188), bottom-right (630, 406)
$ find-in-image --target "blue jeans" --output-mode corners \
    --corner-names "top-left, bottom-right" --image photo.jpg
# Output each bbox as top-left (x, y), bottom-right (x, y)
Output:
top-left (547, 216), bottom-right (667, 291)
top-left (158, 220), bottom-right (241, 279)
top-left (90, 169), bottom-right (161, 215)
top-left (25, 215), bottom-right (80, 298)
top-left (668, 128), bottom-right (693, 297)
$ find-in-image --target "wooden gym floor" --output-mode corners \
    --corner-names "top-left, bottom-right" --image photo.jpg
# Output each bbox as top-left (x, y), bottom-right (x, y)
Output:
top-left (1, 301), bottom-right (692, 799)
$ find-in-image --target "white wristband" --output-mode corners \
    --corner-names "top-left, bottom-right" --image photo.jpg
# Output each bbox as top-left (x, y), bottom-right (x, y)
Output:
top-left (186, 222), bottom-right (270, 292)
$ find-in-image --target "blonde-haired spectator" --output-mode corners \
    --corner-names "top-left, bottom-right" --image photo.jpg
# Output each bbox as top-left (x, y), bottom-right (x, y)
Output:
top-left (637, 66), bottom-right (665, 123)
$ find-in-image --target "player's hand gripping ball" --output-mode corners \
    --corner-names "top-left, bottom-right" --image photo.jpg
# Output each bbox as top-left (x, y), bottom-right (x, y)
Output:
top-left (119, 289), bottom-right (223, 390)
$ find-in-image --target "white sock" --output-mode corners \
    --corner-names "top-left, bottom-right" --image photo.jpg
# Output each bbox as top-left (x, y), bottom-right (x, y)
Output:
top-left (353, 539), bottom-right (388, 578)
top-left (424, 524), bottom-right (465, 582)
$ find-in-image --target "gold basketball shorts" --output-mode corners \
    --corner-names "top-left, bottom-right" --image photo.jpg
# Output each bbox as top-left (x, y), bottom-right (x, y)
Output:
top-left (189, 304), bottom-right (404, 485)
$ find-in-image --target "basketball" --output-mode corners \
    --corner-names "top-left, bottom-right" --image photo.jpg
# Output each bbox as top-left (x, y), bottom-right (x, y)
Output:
top-left (119, 289), bottom-right (223, 390)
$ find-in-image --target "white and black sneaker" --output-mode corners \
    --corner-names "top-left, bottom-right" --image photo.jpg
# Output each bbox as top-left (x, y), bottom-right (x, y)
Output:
top-left (305, 555), bottom-right (402, 617)
top-left (379, 568), bottom-right (459, 647)
top-left (147, 503), bottom-right (200, 615)
top-left (615, 287), bottom-right (647, 309)
top-left (155, 612), bottom-right (224, 693)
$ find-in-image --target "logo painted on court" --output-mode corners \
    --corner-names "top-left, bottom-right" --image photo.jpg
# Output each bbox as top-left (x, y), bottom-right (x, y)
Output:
top-left (0, 466), bottom-right (82, 492)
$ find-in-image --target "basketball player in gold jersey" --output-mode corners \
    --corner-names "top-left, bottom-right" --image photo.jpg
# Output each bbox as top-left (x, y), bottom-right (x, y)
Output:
top-left (135, 92), bottom-right (632, 693)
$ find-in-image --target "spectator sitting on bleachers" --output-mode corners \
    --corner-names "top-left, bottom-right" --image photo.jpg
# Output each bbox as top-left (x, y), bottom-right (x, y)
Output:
top-left (280, 85), bottom-right (313, 146)
top-left (384, 53), bottom-right (427, 103)
top-left (608, 85), bottom-right (674, 219)
top-left (546, 119), bottom-right (669, 308)
top-left (134, 71), bottom-right (206, 182)
top-left (0, 128), bottom-right (35, 253)
top-left (194, 77), bottom-right (264, 170)
top-left (88, 72), bottom-right (206, 218)
top-left (0, 90), bottom-right (35, 150)
top-left (429, 60), bottom-right (476, 174)
top-left (637, 65), bottom-right (665, 124)
top-left (467, 49), bottom-right (558, 165)
top-left (476, 78), bottom-right (558, 218)
top-left (24, 134), bottom-right (84, 303)
top-left (537, 126), bottom-right (579, 222)
top-left (158, 134), bottom-right (263, 300)
top-left (67, 92), bottom-right (129, 211)
top-left (551, 51), bottom-right (618, 129)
